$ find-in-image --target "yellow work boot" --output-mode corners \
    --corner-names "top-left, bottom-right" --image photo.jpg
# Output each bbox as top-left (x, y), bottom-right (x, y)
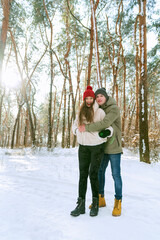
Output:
top-left (99, 194), bottom-right (106, 207)
top-left (112, 198), bottom-right (121, 216)
top-left (89, 194), bottom-right (106, 209)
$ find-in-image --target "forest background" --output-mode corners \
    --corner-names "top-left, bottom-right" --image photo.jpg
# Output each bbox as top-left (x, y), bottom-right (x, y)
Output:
top-left (0, 0), bottom-right (159, 163)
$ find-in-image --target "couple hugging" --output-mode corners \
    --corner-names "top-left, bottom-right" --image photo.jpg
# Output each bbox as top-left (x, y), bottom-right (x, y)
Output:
top-left (71, 86), bottom-right (122, 217)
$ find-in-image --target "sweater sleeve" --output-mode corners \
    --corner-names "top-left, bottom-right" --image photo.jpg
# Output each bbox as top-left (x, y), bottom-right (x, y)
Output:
top-left (85, 106), bottom-right (119, 132)
top-left (72, 115), bottom-right (78, 135)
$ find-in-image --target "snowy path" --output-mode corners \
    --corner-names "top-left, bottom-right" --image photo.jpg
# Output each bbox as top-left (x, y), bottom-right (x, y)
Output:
top-left (0, 148), bottom-right (160, 240)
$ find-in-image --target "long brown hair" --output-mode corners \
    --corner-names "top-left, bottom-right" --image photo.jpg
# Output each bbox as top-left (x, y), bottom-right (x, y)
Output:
top-left (78, 99), bottom-right (95, 125)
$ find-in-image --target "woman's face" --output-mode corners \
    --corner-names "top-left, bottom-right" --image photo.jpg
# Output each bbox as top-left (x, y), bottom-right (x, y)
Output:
top-left (85, 97), bottom-right (94, 107)
top-left (96, 94), bottom-right (106, 105)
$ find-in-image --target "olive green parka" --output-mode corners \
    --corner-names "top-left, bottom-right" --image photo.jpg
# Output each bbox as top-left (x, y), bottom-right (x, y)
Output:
top-left (85, 97), bottom-right (122, 154)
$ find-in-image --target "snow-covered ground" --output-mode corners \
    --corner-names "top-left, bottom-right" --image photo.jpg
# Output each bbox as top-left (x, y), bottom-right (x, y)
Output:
top-left (0, 147), bottom-right (160, 240)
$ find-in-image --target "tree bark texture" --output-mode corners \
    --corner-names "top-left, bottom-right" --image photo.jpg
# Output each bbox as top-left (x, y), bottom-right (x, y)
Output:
top-left (0, 0), bottom-right (12, 84)
top-left (139, 0), bottom-right (150, 163)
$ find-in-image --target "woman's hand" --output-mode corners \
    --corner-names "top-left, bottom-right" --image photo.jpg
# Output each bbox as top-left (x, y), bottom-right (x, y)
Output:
top-left (78, 124), bottom-right (85, 132)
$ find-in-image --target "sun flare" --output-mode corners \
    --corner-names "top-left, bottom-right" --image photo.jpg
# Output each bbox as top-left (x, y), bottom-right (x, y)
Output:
top-left (2, 69), bottom-right (21, 89)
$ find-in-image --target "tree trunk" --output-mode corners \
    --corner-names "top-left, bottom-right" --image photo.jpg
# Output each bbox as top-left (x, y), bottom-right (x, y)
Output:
top-left (66, 94), bottom-right (71, 148)
top-left (11, 104), bottom-right (24, 149)
top-left (15, 112), bottom-right (20, 148)
top-left (90, 0), bottom-right (101, 87)
top-left (25, 96), bottom-right (36, 146)
top-left (0, 0), bottom-right (12, 84)
top-left (134, 15), bottom-right (140, 133)
top-left (54, 87), bottom-right (62, 147)
top-left (135, 45), bottom-right (139, 132)
top-left (121, 53), bottom-right (126, 137)
top-left (43, 0), bottom-right (54, 149)
top-left (62, 80), bottom-right (66, 148)
top-left (139, 0), bottom-right (150, 163)
top-left (126, 104), bottom-right (136, 137)
top-left (0, 90), bottom-right (5, 146)
top-left (87, 15), bottom-right (94, 86)
top-left (47, 58), bottom-right (53, 149)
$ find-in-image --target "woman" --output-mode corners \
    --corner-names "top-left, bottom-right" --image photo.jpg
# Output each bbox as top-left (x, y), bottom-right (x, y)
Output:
top-left (70, 86), bottom-right (112, 217)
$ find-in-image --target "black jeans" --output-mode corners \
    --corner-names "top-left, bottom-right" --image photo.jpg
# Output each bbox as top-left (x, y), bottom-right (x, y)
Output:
top-left (78, 143), bottom-right (105, 199)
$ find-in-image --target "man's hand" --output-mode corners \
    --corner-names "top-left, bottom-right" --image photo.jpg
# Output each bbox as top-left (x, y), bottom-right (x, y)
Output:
top-left (78, 124), bottom-right (85, 132)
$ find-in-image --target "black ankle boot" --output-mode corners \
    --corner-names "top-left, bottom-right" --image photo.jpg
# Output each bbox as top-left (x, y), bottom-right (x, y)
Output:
top-left (70, 197), bottom-right (85, 217)
top-left (90, 197), bottom-right (99, 217)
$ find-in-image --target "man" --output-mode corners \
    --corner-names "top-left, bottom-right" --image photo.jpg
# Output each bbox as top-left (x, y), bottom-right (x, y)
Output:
top-left (79, 87), bottom-right (123, 216)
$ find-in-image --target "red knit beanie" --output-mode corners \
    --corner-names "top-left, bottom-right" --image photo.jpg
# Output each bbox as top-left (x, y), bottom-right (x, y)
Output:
top-left (83, 86), bottom-right (95, 100)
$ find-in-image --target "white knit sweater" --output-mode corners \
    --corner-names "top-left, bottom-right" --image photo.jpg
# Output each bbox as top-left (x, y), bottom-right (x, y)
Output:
top-left (72, 101), bottom-right (110, 146)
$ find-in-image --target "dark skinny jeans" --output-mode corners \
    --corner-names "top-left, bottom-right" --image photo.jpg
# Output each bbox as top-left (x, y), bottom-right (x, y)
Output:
top-left (78, 143), bottom-right (105, 199)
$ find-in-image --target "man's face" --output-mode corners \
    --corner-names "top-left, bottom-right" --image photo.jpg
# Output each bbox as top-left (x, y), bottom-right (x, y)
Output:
top-left (96, 94), bottom-right (106, 106)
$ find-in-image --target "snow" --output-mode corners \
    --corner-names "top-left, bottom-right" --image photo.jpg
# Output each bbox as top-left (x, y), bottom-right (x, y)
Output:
top-left (0, 147), bottom-right (160, 240)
